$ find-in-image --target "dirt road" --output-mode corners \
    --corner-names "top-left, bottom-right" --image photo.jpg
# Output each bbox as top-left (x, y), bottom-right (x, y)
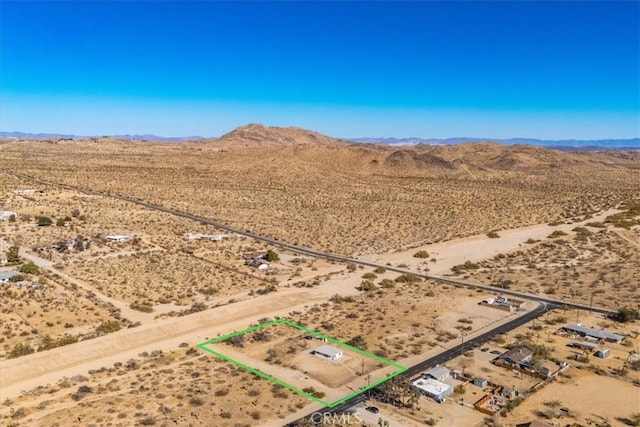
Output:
top-left (364, 208), bottom-right (620, 274)
top-left (0, 274), bottom-right (361, 399)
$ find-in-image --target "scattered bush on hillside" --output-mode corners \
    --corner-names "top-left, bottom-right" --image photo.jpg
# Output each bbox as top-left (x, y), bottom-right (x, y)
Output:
top-left (35, 216), bottom-right (52, 226)
top-left (346, 335), bottom-right (367, 350)
top-left (585, 221), bottom-right (607, 228)
top-left (265, 249), bottom-right (280, 262)
top-left (379, 278), bottom-right (395, 289)
top-left (302, 387), bottom-right (325, 398)
top-left (357, 280), bottom-right (378, 292)
top-left (130, 301), bottom-right (154, 313)
top-left (95, 320), bottom-right (122, 334)
top-left (6, 246), bottom-right (20, 264)
top-left (330, 294), bottom-right (355, 304)
top-left (395, 273), bottom-right (421, 283)
top-left (413, 250), bottom-right (430, 258)
top-left (8, 343), bottom-right (35, 359)
top-left (451, 260), bottom-right (481, 274)
top-left (547, 230), bottom-right (568, 239)
top-left (612, 307), bottom-right (639, 323)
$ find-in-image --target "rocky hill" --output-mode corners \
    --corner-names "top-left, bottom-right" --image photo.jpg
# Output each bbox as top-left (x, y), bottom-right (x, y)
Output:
top-left (213, 123), bottom-right (348, 147)
top-left (203, 124), bottom-right (640, 177)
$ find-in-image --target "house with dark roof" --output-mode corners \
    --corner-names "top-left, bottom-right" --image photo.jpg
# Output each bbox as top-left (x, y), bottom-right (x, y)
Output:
top-left (495, 347), bottom-right (533, 367)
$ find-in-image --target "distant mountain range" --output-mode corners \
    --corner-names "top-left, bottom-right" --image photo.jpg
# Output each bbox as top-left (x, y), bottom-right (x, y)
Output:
top-left (350, 137), bottom-right (640, 150)
top-left (1, 130), bottom-right (638, 150)
top-left (0, 131), bottom-right (203, 142)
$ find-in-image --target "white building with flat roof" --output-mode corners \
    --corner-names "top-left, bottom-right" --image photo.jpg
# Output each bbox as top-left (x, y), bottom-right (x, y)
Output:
top-left (185, 233), bottom-right (226, 241)
top-left (0, 270), bottom-right (19, 283)
top-left (313, 345), bottom-right (343, 361)
top-left (412, 378), bottom-right (451, 402)
top-left (0, 211), bottom-right (17, 221)
top-left (106, 235), bottom-right (132, 242)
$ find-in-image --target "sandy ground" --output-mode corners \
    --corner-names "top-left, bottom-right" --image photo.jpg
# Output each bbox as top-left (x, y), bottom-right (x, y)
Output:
top-left (2, 215), bottom-right (549, 410)
top-left (11, 242), bottom-right (151, 323)
top-left (509, 370), bottom-right (640, 425)
top-left (2, 200), bottom-right (635, 426)
top-left (363, 208), bottom-right (620, 275)
top-left (0, 275), bottom-right (362, 399)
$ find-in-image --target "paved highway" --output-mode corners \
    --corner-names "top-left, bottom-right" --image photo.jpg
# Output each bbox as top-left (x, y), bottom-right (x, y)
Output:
top-left (4, 171), bottom-right (617, 426)
top-left (286, 302), bottom-right (550, 426)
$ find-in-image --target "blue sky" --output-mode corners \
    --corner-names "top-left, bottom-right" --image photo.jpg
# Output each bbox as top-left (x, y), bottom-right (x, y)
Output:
top-left (1, 1), bottom-right (638, 139)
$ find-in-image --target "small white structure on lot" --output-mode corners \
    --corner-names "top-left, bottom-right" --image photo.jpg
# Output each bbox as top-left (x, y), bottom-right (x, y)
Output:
top-left (11, 189), bottom-right (40, 195)
top-left (473, 377), bottom-right (488, 387)
top-left (0, 211), bottom-right (17, 221)
top-left (481, 295), bottom-right (525, 312)
top-left (185, 233), bottom-right (226, 241)
top-left (595, 348), bottom-right (610, 358)
top-left (106, 235), bottom-right (132, 242)
top-left (412, 378), bottom-right (451, 402)
top-left (313, 345), bottom-right (343, 361)
top-left (0, 270), bottom-right (19, 283)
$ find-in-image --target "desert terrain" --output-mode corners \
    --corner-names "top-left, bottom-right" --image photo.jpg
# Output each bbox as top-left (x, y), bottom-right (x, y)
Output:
top-left (1, 126), bottom-right (638, 256)
top-left (1, 126), bottom-right (639, 426)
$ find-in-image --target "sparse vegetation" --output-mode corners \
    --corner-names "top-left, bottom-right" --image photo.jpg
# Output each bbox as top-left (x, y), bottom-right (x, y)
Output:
top-left (547, 230), bottom-right (568, 238)
top-left (613, 307), bottom-right (640, 323)
top-left (265, 249), bottom-right (280, 262)
top-left (18, 261), bottom-right (40, 275)
top-left (413, 250), bottom-right (430, 258)
top-left (0, 130), bottom-right (637, 426)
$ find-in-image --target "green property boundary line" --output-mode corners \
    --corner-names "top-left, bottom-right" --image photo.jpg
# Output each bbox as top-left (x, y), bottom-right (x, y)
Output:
top-left (196, 318), bottom-right (407, 408)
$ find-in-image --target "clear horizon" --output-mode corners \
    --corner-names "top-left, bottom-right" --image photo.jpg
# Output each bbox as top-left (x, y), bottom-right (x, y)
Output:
top-left (2, 123), bottom-right (640, 143)
top-left (1, 1), bottom-right (638, 140)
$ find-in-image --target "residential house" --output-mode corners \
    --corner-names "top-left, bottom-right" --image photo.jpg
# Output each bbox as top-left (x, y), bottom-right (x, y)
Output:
top-left (412, 378), bottom-right (451, 403)
top-left (424, 365), bottom-right (450, 382)
top-left (473, 377), bottom-right (488, 387)
top-left (313, 345), bottom-right (343, 361)
top-left (561, 323), bottom-right (624, 344)
top-left (496, 347), bottom-right (534, 367)
top-left (106, 235), bottom-right (132, 243)
top-left (185, 233), bottom-right (226, 241)
top-left (243, 251), bottom-right (267, 261)
top-left (0, 270), bottom-right (19, 284)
